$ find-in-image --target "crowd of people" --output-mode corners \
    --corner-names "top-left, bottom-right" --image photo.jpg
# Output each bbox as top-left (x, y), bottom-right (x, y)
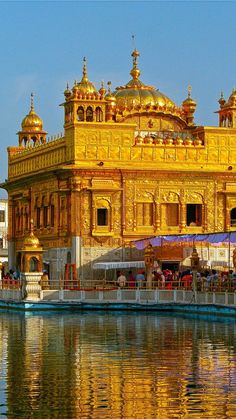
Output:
top-left (116, 268), bottom-right (236, 291)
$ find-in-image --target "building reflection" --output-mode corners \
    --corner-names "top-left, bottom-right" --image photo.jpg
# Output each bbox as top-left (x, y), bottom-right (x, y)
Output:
top-left (0, 312), bottom-right (235, 418)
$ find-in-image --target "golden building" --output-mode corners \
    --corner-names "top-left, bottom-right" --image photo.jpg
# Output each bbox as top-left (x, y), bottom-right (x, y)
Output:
top-left (2, 50), bottom-right (236, 282)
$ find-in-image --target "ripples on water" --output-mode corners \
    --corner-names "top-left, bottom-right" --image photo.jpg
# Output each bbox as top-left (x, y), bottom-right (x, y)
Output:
top-left (0, 311), bottom-right (235, 418)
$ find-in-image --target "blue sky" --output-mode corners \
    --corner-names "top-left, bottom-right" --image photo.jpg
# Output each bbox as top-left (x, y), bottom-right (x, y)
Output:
top-left (0, 1), bottom-right (236, 195)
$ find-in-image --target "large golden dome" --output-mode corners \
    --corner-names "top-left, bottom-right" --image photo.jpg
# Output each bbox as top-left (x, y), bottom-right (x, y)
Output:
top-left (114, 49), bottom-right (175, 110)
top-left (76, 57), bottom-right (97, 95)
top-left (21, 94), bottom-right (43, 132)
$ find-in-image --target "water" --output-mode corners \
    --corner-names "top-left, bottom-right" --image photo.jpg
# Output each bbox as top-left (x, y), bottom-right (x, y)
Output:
top-left (0, 311), bottom-right (235, 418)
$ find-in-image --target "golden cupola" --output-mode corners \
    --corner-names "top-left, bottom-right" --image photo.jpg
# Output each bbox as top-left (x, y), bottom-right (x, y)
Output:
top-left (114, 49), bottom-right (176, 110)
top-left (217, 89), bottom-right (236, 128)
top-left (76, 57), bottom-right (97, 95)
top-left (21, 94), bottom-right (43, 132)
top-left (18, 94), bottom-right (47, 147)
top-left (182, 85), bottom-right (197, 126)
top-left (228, 88), bottom-right (236, 106)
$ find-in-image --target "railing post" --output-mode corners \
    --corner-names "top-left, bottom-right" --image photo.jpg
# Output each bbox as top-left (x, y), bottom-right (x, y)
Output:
top-left (154, 288), bottom-right (158, 303)
top-left (117, 288), bottom-right (122, 301)
top-left (213, 292), bottom-right (216, 304)
top-left (59, 289), bottom-right (64, 301)
top-left (225, 291), bottom-right (228, 306)
top-left (174, 289), bottom-right (177, 303)
top-left (99, 291), bottom-right (103, 301)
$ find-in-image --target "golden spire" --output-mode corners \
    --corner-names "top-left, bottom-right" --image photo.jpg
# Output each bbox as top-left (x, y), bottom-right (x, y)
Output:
top-left (187, 84), bottom-right (192, 98)
top-left (130, 48), bottom-right (141, 81)
top-left (30, 92), bottom-right (35, 112)
top-left (82, 57), bottom-right (88, 82)
top-left (76, 57), bottom-right (97, 94)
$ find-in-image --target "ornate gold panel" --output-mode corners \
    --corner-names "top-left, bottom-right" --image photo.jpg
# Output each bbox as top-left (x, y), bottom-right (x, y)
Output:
top-left (208, 148), bottom-right (219, 162)
top-left (86, 146), bottom-right (97, 160)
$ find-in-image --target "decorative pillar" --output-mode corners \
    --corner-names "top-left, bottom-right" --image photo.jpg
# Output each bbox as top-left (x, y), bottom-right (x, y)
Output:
top-left (155, 201), bottom-right (161, 231)
top-left (180, 203), bottom-right (186, 231)
top-left (144, 243), bottom-right (155, 289)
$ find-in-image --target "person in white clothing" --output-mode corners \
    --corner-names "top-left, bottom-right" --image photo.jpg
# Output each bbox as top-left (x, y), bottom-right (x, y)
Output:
top-left (117, 272), bottom-right (127, 288)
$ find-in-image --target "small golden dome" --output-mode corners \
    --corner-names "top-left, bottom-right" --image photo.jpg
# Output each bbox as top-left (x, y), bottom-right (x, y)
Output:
top-left (105, 81), bottom-right (116, 102)
top-left (77, 57), bottom-right (97, 95)
top-left (114, 50), bottom-right (175, 110)
top-left (21, 93), bottom-right (43, 132)
top-left (218, 91), bottom-right (226, 108)
top-left (99, 80), bottom-right (106, 97)
top-left (182, 85), bottom-right (197, 112)
top-left (22, 220), bottom-right (41, 249)
top-left (228, 89), bottom-right (236, 106)
top-left (23, 232), bottom-right (40, 248)
top-left (64, 82), bottom-right (71, 99)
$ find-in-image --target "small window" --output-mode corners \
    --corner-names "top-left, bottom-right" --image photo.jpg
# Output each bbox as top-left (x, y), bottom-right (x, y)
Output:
top-left (0, 210), bottom-right (5, 222)
top-left (95, 107), bottom-right (103, 122)
top-left (36, 207), bottom-right (40, 229)
top-left (50, 205), bottom-right (55, 227)
top-left (187, 204), bottom-right (202, 226)
top-left (86, 106), bottom-right (93, 122)
top-left (97, 208), bottom-right (108, 226)
top-left (230, 207), bottom-right (236, 226)
top-left (43, 207), bottom-right (48, 227)
top-left (77, 106), bottom-right (84, 121)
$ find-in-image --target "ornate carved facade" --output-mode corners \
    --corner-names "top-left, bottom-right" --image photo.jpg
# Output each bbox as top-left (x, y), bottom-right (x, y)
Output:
top-left (2, 51), bottom-right (236, 281)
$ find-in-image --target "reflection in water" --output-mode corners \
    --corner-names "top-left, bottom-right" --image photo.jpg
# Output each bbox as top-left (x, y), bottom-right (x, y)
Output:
top-left (0, 311), bottom-right (235, 418)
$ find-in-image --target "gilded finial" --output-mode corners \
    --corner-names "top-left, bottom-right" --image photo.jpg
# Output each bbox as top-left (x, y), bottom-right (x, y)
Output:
top-left (218, 91), bottom-right (226, 107)
top-left (99, 80), bottom-right (106, 96)
top-left (30, 218), bottom-right (34, 234)
top-left (107, 81), bottom-right (111, 94)
top-left (82, 57), bottom-right (88, 81)
top-left (132, 34), bottom-right (136, 50)
top-left (130, 43), bottom-right (140, 81)
top-left (30, 92), bottom-right (34, 111)
top-left (187, 84), bottom-right (192, 98)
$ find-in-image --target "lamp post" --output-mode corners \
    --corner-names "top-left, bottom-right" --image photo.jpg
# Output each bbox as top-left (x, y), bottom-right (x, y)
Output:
top-left (144, 243), bottom-right (155, 289)
top-left (190, 247), bottom-right (200, 298)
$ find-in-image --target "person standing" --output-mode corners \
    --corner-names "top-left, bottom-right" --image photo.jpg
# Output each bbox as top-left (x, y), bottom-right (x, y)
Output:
top-left (117, 272), bottom-right (127, 288)
top-left (128, 270), bottom-right (136, 288)
top-left (136, 271), bottom-right (145, 288)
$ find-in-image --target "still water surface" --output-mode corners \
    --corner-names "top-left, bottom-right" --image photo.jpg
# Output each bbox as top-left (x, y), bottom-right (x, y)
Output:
top-left (0, 310), bottom-right (235, 418)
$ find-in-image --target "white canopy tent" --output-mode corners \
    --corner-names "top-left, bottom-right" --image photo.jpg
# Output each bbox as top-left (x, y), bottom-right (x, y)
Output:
top-left (93, 261), bottom-right (145, 270)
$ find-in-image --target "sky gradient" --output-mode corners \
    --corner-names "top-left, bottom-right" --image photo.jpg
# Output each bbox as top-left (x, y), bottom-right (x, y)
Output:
top-left (0, 1), bottom-right (236, 196)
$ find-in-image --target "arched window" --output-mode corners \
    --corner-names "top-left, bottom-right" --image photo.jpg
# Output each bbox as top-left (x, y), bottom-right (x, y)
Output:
top-left (42, 196), bottom-right (48, 228)
top-left (77, 106), bottom-right (84, 121)
top-left (49, 194), bottom-right (55, 227)
top-left (230, 208), bottom-right (236, 226)
top-left (95, 107), bottom-right (103, 122)
top-left (86, 106), bottom-right (93, 122)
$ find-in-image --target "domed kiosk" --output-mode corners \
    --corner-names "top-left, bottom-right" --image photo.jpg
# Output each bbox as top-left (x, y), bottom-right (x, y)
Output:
top-left (18, 220), bottom-right (44, 300)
